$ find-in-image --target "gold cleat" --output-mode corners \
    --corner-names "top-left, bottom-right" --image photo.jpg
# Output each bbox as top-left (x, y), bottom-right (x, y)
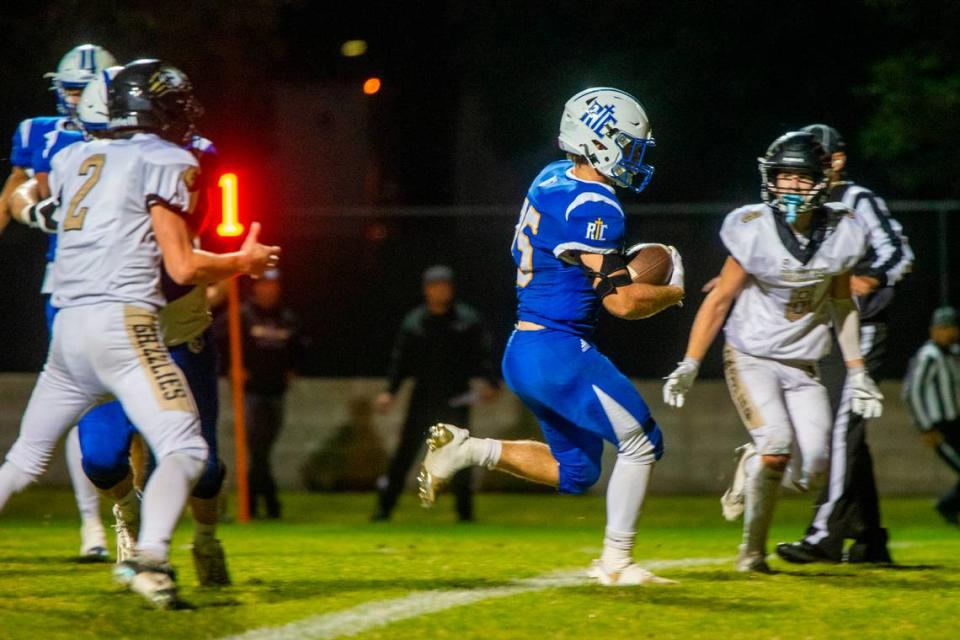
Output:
top-left (417, 466), bottom-right (440, 508)
top-left (418, 423), bottom-right (465, 508)
top-left (427, 423), bottom-right (456, 450)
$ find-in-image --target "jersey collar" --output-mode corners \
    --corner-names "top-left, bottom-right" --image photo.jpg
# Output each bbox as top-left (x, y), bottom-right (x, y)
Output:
top-left (771, 205), bottom-right (829, 265)
top-left (565, 168), bottom-right (615, 194)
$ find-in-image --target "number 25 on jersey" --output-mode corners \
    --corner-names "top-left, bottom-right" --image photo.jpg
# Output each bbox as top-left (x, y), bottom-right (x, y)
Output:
top-left (512, 198), bottom-right (541, 287)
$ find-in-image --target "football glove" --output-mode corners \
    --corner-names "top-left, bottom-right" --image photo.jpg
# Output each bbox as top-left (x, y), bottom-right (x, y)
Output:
top-left (623, 242), bottom-right (685, 292)
top-left (666, 245), bottom-right (684, 290)
top-left (849, 367), bottom-right (883, 418)
top-left (663, 356), bottom-right (699, 408)
top-left (26, 197), bottom-right (59, 234)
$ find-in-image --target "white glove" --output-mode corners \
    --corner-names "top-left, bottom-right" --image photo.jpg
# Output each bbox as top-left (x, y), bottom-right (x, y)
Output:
top-left (663, 356), bottom-right (699, 408)
top-left (849, 367), bottom-right (883, 418)
top-left (26, 197), bottom-right (59, 234)
top-left (666, 245), bottom-right (684, 290)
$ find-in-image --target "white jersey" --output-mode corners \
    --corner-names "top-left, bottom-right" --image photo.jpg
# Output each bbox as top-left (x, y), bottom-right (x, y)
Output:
top-left (49, 133), bottom-right (199, 311)
top-left (721, 203), bottom-right (867, 362)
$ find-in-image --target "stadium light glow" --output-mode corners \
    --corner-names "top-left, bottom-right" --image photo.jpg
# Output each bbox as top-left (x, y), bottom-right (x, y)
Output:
top-left (363, 77), bottom-right (381, 95)
top-left (217, 172), bottom-right (244, 237)
top-left (341, 40), bottom-right (368, 57)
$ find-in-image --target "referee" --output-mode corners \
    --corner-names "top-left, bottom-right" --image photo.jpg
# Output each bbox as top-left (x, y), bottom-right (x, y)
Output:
top-left (904, 307), bottom-right (960, 525)
top-left (777, 124), bottom-right (914, 564)
top-left (372, 265), bottom-right (500, 522)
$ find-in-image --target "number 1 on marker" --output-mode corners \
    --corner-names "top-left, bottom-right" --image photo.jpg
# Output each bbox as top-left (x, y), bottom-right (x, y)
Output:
top-left (217, 172), bottom-right (244, 237)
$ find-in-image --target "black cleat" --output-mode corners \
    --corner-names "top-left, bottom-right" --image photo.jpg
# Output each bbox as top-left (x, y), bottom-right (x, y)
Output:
top-left (775, 541), bottom-right (840, 564)
top-left (844, 528), bottom-right (894, 564)
top-left (936, 502), bottom-right (960, 526)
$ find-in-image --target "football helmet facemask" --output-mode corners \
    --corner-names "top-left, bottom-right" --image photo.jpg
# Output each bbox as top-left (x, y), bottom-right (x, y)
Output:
top-left (558, 87), bottom-right (655, 193)
top-left (759, 131), bottom-right (832, 222)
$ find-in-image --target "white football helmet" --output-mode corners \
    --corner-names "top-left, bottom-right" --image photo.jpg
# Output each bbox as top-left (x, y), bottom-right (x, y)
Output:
top-left (77, 66), bottom-right (123, 135)
top-left (558, 87), bottom-right (655, 193)
top-left (45, 44), bottom-right (117, 116)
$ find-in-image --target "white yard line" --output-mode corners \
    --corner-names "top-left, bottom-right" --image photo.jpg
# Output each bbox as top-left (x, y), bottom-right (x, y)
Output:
top-left (221, 557), bottom-right (730, 640)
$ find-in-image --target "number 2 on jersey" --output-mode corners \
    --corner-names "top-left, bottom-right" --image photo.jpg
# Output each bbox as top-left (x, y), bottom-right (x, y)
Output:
top-left (513, 198), bottom-right (541, 287)
top-left (63, 154), bottom-right (106, 231)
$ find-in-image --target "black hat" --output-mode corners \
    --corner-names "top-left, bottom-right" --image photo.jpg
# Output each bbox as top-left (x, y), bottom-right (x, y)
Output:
top-left (801, 124), bottom-right (846, 155)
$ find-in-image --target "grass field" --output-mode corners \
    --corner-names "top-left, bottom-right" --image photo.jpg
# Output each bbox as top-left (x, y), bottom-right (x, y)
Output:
top-left (1, 489), bottom-right (958, 639)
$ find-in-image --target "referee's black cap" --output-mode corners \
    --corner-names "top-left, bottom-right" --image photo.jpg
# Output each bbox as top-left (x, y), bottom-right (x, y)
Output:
top-left (801, 124), bottom-right (846, 154)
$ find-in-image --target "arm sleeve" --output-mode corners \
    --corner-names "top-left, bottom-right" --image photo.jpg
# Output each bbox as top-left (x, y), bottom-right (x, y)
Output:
top-left (553, 194), bottom-right (625, 257)
top-left (829, 297), bottom-right (863, 363)
top-left (852, 192), bottom-right (913, 286)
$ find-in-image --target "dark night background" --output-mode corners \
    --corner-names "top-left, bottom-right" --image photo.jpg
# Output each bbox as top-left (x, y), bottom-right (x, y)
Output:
top-left (0, 0), bottom-right (957, 379)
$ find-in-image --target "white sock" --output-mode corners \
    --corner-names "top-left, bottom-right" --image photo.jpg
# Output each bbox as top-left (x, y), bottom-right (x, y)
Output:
top-left (466, 438), bottom-right (502, 469)
top-left (65, 426), bottom-right (103, 529)
top-left (743, 464), bottom-right (783, 555)
top-left (137, 453), bottom-right (204, 563)
top-left (114, 488), bottom-right (141, 524)
top-left (0, 462), bottom-right (35, 512)
top-left (601, 459), bottom-right (654, 570)
top-left (781, 456), bottom-right (807, 492)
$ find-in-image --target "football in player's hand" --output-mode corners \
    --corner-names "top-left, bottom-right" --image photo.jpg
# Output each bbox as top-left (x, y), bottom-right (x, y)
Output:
top-left (626, 244), bottom-right (673, 285)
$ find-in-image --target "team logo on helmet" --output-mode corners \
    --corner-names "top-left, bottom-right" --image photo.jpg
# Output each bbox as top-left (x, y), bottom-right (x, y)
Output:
top-left (580, 99), bottom-right (618, 136)
top-left (149, 67), bottom-right (191, 97)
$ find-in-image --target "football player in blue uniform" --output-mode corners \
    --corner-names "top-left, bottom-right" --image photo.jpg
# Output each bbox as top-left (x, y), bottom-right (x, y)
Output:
top-left (418, 88), bottom-right (684, 585)
top-left (0, 44), bottom-right (116, 561)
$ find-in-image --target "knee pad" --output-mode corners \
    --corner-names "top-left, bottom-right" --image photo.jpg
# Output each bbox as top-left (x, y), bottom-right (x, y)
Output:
top-left (616, 428), bottom-right (657, 466)
top-left (558, 458), bottom-right (602, 495)
top-left (191, 458), bottom-right (226, 500)
top-left (81, 455), bottom-right (131, 490)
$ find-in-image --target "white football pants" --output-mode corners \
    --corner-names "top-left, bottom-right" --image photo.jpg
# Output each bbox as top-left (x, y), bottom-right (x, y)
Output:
top-left (722, 344), bottom-right (832, 486)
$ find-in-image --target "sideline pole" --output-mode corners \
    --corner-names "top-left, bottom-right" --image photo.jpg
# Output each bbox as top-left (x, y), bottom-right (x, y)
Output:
top-left (218, 172), bottom-right (250, 523)
top-left (227, 277), bottom-right (250, 523)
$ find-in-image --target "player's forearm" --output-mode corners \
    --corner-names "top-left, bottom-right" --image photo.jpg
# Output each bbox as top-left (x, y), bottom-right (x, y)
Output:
top-left (175, 249), bottom-right (257, 285)
top-left (0, 168), bottom-right (29, 224)
top-left (610, 283), bottom-right (683, 320)
top-left (684, 289), bottom-right (731, 362)
top-left (830, 297), bottom-right (864, 368)
top-left (9, 179), bottom-right (40, 225)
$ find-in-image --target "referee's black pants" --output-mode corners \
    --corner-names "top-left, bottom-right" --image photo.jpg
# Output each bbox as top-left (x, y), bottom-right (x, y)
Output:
top-left (246, 392), bottom-right (285, 518)
top-left (802, 322), bottom-right (888, 559)
top-left (376, 393), bottom-right (473, 521)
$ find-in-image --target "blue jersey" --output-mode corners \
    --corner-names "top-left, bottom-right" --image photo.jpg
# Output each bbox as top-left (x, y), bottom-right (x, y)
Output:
top-left (10, 116), bottom-right (85, 277)
top-left (511, 160), bottom-right (625, 337)
top-left (10, 116), bottom-right (80, 173)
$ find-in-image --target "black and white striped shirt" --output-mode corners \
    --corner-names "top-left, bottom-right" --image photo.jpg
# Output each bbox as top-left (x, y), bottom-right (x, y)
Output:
top-left (905, 341), bottom-right (960, 430)
top-left (828, 182), bottom-right (914, 321)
